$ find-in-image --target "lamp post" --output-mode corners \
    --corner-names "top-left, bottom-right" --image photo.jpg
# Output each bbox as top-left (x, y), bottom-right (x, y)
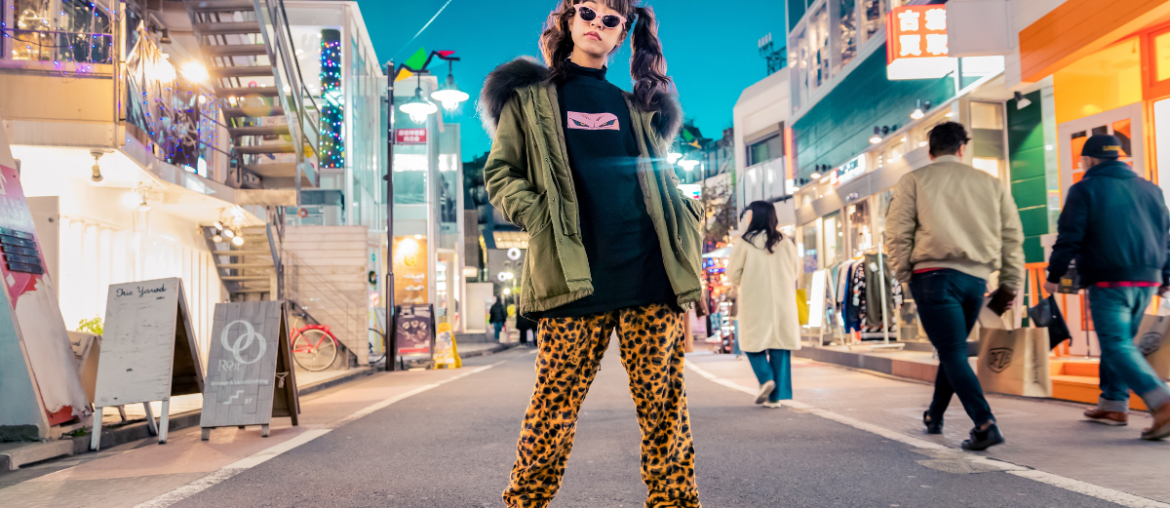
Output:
top-left (384, 51), bottom-right (468, 372)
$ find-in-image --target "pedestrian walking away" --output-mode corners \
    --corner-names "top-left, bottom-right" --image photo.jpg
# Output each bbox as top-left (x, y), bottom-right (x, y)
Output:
top-left (490, 297), bottom-right (508, 342)
top-left (887, 121), bottom-right (1025, 451)
top-left (479, 1), bottom-right (704, 506)
top-left (726, 201), bottom-right (802, 409)
top-left (515, 313), bottom-right (538, 345)
top-left (1045, 134), bottom-right (1170, 441)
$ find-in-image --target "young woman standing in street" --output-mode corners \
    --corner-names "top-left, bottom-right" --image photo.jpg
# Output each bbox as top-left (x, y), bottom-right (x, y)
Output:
top-left (727, 201), bottom-right (802, 408)
top-left (478, 1), bottom-right (704, 507)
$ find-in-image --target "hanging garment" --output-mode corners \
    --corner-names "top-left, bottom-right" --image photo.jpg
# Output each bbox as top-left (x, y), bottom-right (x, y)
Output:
top-left (849, 261), bottom-right (867, 332)
top-left (864, 253), bottom-right (898, 328)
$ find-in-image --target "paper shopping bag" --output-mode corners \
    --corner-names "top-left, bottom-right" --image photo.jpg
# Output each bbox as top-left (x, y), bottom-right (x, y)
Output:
top-left (977, 327), bottom-right (1053, 398)
top-left (1135, 314), bottom-right (1170, 381)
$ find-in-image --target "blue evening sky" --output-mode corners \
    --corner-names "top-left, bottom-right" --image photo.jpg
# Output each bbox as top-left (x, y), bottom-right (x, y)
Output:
top-left (355, 0), bottom-right (787, 160)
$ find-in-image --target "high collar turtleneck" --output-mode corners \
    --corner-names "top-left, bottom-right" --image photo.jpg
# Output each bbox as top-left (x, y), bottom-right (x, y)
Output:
top-left (566, 60), bottom-right (607, 81)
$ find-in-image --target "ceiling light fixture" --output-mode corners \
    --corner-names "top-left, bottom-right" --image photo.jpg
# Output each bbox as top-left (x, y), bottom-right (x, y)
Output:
top-left (1014, 91), bottom-right (1032, 110)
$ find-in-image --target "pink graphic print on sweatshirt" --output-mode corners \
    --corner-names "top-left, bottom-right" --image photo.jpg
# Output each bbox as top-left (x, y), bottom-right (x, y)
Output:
top-left (567, 112), bottom-right (619, 130)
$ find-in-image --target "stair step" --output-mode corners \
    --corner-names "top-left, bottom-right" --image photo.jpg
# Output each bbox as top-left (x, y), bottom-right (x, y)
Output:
top-left (186, 0), bottom-right (256, 13)
top-left (215, 263), bottom-right (274, 269)
top-left (235, 143), bottom-right (295, 155)
top-left (222, 106), bottom-right (285, 117)
top-left (208, 65), bottom-right (274, 78)
top-left (217, 86), bottom-right (279, 98)
top-left (202, 44), bottom-right (268, 58)
top-left (243, 163), bottom-right (297, 177)
top-left (194, 21), bottom-right (261, 36)
top-left (232, 288), bottom-right (272, 294)
top-left (221, 275), bottom-right (271, 281)
top-left (214, 249), bottom-right (272, 256)
top-left (229, 125), bottom-right (290, 137)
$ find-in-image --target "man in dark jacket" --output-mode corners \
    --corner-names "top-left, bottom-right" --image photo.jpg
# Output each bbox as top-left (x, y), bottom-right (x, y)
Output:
top-left (1046, 135), bottom-right (1170, 440)
top-left (489, 297), bottom-right (508, 342)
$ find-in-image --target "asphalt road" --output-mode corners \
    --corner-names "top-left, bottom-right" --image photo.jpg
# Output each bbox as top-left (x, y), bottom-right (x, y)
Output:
top-left (169, 342), bottom-right (1116, 508)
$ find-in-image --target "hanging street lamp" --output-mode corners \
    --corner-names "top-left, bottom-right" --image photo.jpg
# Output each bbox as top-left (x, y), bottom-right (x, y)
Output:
top-left (431, 59), bottom-right (470, 111)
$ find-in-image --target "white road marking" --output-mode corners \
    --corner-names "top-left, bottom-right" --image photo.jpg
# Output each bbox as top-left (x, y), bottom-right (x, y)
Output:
top-left (132, 363), bottom-right (500, 508)
top-left (684, 361), bottom-right (1170, 508)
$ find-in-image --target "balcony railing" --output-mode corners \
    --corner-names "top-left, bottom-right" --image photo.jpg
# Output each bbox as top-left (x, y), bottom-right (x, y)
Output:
top-left (1, 28), bottom-right (113, 65)
top-left (743, 157), bottom-right (787, 204)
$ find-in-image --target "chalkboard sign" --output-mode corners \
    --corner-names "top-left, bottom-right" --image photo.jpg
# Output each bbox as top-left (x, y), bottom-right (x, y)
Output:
top-left (200, 301), bottom-right (299, 439)
top-left (91, 278), bottom-right (204, 449)
top-left (395, 304), bottom-right (434, 358)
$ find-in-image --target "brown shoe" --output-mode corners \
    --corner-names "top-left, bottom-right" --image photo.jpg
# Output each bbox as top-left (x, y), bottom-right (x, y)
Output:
top-left (1084, 408), bottom-right (1128, 426)
top-left (1141, 402), bottom-right (1170, 441)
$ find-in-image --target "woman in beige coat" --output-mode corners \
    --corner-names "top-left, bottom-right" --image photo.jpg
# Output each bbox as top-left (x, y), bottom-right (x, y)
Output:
top-left (727, 201), bottom-right (802, 408)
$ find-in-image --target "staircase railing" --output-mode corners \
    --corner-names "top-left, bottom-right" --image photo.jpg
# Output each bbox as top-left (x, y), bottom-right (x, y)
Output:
top-left (252, 0), bottom-right (320, 198)
top-left (282, 249), bottom-right (364, 363)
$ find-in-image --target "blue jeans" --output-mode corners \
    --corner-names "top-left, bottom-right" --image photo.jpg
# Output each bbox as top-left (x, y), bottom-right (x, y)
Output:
top-left (746, 349), bottom-right (792, 402)
top-left (1088, 286), bottom-right (1170, 413)
top-left (493, 322), bottom-right (504, 342)
top-left (910, 269), bottom-right (995, 427)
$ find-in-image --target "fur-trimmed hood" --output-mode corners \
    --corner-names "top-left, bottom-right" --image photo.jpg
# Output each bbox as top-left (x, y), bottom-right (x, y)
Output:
top-left (477, 56), bottom-right (683, 142)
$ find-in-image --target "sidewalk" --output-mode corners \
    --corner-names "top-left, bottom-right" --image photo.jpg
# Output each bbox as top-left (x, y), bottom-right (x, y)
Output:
top-left (0, 351), bottom-right (521, 508)
top-left (685, 350), bottom-right (1170, 504)
top-left (1, 338), bottom-right (525, 475)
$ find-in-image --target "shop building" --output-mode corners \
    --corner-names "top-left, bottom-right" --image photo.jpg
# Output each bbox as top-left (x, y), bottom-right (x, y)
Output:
top-left (948, 0), bottom-right (1170, 407)
top-left (732, 0), bottom-right (1019, 346)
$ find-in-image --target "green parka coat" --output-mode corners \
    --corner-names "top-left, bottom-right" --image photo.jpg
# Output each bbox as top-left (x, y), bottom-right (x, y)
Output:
top-left (479, 57), bottom-right (703, 315)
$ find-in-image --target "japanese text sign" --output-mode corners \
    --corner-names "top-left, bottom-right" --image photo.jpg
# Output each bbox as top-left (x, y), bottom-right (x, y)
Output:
top-left (396, 128), bottom-right (427, 144)
top-left (886, 5), bottom-right (954, 80)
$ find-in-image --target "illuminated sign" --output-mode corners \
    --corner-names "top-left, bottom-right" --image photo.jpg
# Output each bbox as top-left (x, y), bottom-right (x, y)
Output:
top-left (678, 184), bottom-right (702, 200)
top-left (886, 5), bottom-right (955, 80)
top-left (834, 154), bottom-right (867, 186)
top-left (395, 128), bottom-right (427, 144)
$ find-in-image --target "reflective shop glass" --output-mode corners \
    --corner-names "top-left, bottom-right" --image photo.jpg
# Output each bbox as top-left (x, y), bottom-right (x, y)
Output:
top-left (835, 0), bottom-right (858, 73)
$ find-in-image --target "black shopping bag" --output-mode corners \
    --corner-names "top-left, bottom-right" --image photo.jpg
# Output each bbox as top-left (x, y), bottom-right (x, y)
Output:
top-left (1028, 295), bottom-right (1072, 349)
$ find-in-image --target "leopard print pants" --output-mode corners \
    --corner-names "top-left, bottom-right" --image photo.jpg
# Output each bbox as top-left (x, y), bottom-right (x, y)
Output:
top-left (502, 303), bottom-right (701, 508)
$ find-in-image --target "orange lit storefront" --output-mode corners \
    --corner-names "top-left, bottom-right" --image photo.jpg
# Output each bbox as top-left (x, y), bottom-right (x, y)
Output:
top-left (1019, 0), bottom-right (1170, 409)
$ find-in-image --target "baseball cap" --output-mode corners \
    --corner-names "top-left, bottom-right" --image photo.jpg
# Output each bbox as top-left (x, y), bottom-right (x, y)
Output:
top-left (1081, 135), bottom-right (1123, 159)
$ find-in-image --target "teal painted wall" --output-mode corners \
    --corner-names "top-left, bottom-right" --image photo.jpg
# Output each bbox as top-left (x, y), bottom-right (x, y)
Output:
top-left (790, 46), bottom-right (956, 179)
top-left (1007, 91), bottom-right (1048, 263)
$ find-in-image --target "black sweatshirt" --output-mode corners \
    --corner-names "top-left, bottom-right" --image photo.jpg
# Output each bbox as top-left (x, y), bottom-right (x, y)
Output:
top-left (542, 62), bottom-right (673, 318)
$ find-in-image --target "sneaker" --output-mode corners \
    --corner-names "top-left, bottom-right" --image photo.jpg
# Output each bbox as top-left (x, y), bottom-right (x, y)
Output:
top-left (763, 401), bottom-right (784, 409)
top-left (755, 380), bottom-right (775, 405)
top-left (1141, 401), bottom-right (1170, 441)
top-left (923, 410), bottom-right (943, 435)
top-left (1084, 408), bottom-right (1128, 426)
top-left (961, 423), bottom-right (1005, 451)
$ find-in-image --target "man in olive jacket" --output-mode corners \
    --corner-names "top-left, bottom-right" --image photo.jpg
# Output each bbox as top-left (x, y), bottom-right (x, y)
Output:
top-left (887, 122), bottom-right (1024, 451)
top-left (1045, 134), bottom-right (1170, 440)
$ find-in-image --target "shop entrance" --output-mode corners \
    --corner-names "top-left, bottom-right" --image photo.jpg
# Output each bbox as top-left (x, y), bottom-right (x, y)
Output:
top-left (1056, 103), bottom-right (1146, 203)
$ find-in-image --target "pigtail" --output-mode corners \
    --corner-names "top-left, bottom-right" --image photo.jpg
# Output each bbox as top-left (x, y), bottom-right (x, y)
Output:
top-left (630, 5), bottom-right (671, 108)
top-left (541, 1), bottom-right (577, 85)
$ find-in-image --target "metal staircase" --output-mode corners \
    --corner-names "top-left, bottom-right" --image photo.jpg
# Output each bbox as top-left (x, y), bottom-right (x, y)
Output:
top-left (183, 0), bottom-right (319, 192)
top-left (202, 218), bottom-right (283, 301)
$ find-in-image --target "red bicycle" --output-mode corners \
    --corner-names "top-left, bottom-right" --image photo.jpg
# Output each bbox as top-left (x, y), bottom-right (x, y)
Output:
top-left (291, 323), bottom-right (339, 372)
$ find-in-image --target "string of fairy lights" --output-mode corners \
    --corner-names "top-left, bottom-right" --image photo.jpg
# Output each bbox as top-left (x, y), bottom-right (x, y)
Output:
top-left (319, 29), bottom-right (344, 169)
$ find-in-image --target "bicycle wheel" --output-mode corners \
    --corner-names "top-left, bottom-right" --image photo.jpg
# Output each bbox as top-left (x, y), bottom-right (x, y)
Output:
top-left (368, 328), bottom-right (387, 364)
top-left (292, 329), bottom-right (338, 372)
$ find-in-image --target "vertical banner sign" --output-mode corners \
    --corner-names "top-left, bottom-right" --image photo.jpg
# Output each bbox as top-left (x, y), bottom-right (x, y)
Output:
top-left (92, 278), bottom-right (203, 449)
top-left (886, 5), bottom-right (953, 80)
top-left (395, 304), bottom-right (435, 358)
top-left (393, 236), bottom-right (428, 305)
top-left (200, 301), bottom-right (299, 439)
top-left (0, 138), bottom-right (89, 429)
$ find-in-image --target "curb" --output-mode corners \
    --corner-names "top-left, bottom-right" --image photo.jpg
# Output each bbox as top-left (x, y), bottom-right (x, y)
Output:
top-left (0, 367), bottom-right (376, 474)
top-left (461, 342), bottom-right (522, 358)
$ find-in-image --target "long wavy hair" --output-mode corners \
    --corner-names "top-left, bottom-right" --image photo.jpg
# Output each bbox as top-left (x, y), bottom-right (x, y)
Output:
top-left (540, 0), bottom-right (670, 108)
top-left (741, 201), bottom-right (783, 253)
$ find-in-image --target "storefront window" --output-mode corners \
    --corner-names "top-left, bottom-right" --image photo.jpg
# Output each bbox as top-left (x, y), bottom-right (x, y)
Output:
top-left (822, 211), bottom-right (844, 269)
top-left (835, 0), bottom-right (857, 74)
top-left (801, 222), bottom-right (819, 273)
top-left (5, 0), bottom-right (111, 64)
top-left (862, 0), bottom-right (885, 43)
top-left (792, 27), bottom-right (810, 109)
top-left (847, 201), bottom-right (871, 257)
top-left (810, 4), bottom-right (830, 90)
